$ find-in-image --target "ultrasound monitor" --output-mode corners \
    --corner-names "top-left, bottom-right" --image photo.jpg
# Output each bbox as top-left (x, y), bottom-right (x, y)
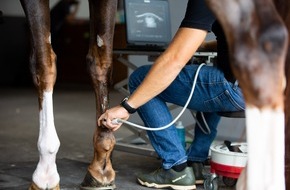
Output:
top-left (124, 0), bottom-right (172, 49)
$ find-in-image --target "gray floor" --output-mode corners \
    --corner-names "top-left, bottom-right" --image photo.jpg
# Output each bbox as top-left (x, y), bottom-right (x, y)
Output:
top-left (0, 84), bottom-right (236, 190)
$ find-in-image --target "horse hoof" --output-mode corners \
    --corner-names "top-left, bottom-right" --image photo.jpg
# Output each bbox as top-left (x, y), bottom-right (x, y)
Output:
top-left (29, 182), bottom-right (60, 190)
top-left (80, 172), bottom-right (116, 190)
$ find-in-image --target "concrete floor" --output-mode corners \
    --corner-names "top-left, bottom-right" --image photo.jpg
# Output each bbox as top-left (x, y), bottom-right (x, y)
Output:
top-left (0, 84), bottom-right (236, 190)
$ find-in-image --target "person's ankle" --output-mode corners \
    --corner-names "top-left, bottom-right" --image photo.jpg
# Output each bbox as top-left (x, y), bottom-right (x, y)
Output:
top-left (172, 162), bottom-right (187, 172)
top-left (187, 161), bottom-right (203, 166)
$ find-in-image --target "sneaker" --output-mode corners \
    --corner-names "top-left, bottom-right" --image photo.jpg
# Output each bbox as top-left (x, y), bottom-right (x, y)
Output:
top-left (136, 167), bottom-right (196, 190)
top-left (189, 162), bottom-right (205, 184)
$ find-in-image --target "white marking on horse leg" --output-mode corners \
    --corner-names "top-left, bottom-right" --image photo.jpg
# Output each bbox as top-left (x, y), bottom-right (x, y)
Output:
top-left (48, 34), bottom-right (51, 44)
top-left (32, 91), bottom-right (60, 189)
top-left (97, 35), bottom-right (104, 47)
top-left (237, 107), bottom-right (285, 190)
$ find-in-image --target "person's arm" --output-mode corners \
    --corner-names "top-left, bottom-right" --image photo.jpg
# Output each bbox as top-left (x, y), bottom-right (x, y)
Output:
top-left (127, 27), bottom-right (207, 109)
top-left (98, 27), bottom-right (207, 131)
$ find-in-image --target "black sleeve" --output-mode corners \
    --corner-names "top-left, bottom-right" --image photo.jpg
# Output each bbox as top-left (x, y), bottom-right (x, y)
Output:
top-left (180, 0), bottom-right (215, 32)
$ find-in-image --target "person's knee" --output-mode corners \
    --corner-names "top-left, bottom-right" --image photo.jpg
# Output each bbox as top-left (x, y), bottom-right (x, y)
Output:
top-left (128, 65), bottom-right (151, 93)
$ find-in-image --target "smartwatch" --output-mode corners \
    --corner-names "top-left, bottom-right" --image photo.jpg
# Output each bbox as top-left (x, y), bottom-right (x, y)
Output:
top-left (120, 97), bottom-right (137, 114)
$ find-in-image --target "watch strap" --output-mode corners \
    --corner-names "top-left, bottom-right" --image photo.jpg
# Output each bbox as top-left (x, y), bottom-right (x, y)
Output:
top-left (120, 97), bottom-right (137, 114)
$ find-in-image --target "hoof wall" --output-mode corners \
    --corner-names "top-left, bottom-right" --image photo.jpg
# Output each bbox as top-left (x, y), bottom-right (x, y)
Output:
top-left (80, 172), bottom-right (116, 190)
top-left (29, 182), bottom-right (60, 190)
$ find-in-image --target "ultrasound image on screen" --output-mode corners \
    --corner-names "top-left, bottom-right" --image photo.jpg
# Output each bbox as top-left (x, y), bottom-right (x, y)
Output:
top-left (125, 0), bottom-right (171, 46)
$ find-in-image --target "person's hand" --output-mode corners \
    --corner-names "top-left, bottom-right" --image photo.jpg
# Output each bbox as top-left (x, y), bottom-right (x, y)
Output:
top-left (98, 105), bottom-right (130, 131)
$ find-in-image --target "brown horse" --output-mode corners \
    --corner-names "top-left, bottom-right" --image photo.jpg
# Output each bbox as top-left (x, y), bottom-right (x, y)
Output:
top-left (20, 0), bottom-right (290, 189)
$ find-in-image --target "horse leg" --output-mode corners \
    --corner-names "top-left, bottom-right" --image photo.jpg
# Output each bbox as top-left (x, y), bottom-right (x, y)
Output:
top-left (284, 37), bottom-right (290, 189)
top-left (80, 0), bottom-right (117, 189)
top-left (206, 0), bottom-right (288, 189)
top-left (20, 0), bottom-right (60, 190)
top-left (276, 0), bottom-right (290, 188)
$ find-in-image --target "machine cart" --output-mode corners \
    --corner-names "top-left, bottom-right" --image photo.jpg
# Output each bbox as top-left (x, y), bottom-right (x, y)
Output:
top-left (204, 141), bottom-right (247, 190)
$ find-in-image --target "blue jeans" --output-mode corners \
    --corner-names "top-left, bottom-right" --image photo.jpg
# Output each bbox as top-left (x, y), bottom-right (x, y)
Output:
top-left (128, 64), bottom-right (245, 170)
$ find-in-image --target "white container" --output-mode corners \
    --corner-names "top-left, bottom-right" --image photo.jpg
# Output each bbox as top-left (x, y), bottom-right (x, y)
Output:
top-left (210, 142), bottom-right (247, 167)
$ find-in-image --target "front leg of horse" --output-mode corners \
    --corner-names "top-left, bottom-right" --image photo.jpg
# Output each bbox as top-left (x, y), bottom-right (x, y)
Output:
top-left (206, 0), bottom-right (288, 189)
top-left (80, 53), bottom-right (116, 189)
top-left (80, 1), bottom-right (117, 189)
top-left (20, 0), bottom-right (61, 189)
top-left (28, 25), bottom-right (61, 190)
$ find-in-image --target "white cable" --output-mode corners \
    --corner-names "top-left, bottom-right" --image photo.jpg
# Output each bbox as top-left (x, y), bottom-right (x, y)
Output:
top-left (112, 63), bottom-right (206, 131)
top-left (201, 111), bottom-right (211, 133)
top-left (191, 112), bottom-right (211, 134)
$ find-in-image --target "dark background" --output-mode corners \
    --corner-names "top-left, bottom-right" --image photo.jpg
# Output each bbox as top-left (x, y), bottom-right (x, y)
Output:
top-left (0, 15), bottom-right (127, 88)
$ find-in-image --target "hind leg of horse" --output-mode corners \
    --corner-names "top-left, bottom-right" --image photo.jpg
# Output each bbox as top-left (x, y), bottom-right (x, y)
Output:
top-left (80, 0), bottom-right (117, 189)
top-left (206, 0), bottom-right (288, 189)
top-left (275, 0), bottom-right (290, 188)
top-left (20, 0), bottom-right (60, 189)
